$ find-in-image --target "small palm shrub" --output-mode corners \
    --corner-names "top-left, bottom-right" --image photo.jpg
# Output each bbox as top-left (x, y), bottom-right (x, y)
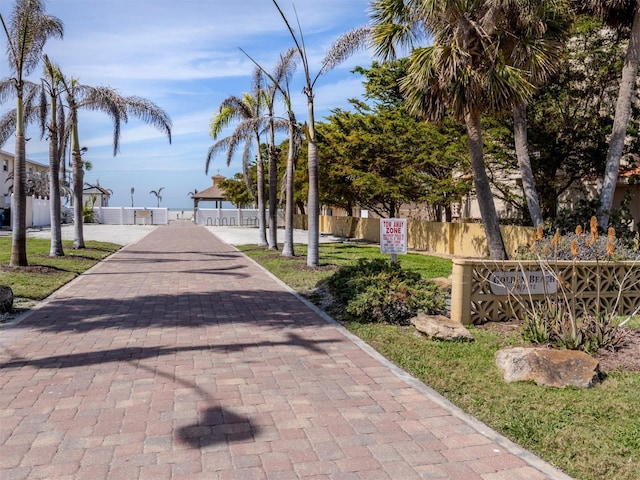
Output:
top-left (325, 258), bottom-right (446, 325)
top-left (522, 304), bottom-right (626, 354)
top-left (82, 200), bottom-right (95, 223)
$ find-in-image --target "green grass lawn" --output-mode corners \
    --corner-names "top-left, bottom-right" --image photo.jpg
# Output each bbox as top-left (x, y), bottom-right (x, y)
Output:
top-left (0, 237), bottom-right (120, 301)
top-left (240, 243), bottom-right (640, 480)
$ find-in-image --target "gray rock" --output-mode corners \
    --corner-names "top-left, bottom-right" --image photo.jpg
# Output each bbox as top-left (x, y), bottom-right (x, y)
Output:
top-left (411, 313), bottom-right (474, 342)
top-left (0, 285), bottom-right (14, 314)
top-left (495, 347), bottom-right (601, 388)
top-left (430, 277), bottom-right (452, 291)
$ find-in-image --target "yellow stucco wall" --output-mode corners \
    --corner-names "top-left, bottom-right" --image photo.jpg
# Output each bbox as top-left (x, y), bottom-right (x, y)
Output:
top-left (298, 214), bottom-right (533, 258)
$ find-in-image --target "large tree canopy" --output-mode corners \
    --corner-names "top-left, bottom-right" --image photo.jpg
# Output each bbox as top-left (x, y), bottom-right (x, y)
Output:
top-left (317, 61), bottom-right (471, 220)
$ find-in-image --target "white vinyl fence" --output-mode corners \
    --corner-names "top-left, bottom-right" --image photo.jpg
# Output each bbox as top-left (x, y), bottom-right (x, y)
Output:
top-left (8, 195), bottom-right (52, 228)
top-left (6, 197), bottom-right (169, 228)
top-left (195, 208), bottom-right (283, 227)
top-left (92, 207), bottom-right (169, 225)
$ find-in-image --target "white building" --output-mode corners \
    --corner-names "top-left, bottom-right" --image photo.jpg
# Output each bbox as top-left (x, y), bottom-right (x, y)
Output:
top-left (0, 149), bottom-right (49, 210)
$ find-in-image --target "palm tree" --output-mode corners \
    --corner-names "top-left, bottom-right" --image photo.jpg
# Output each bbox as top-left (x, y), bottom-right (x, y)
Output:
top-left (246, 48), bottom-right (301, 257)
top-left (578, 1), bottom-right (640, 228)
top-left (370, 0), bottom-right (538, 260)
top-left (0, 0), bottom-right (63, 266)
top-left (271, 0), bottom-right (369, 265)
top-left (242, 49), bottom-right (296, 251)
top-left (130, 186), bottom-right (135, 207)
top-left (0, 54), bottom-right (75, 258)
top-left (41, 54), bottom-right (66, 256)
top-left (207, 69), bottom-right (269, 246)
top-left (61, 77), bottom-right (172, 248)
top-left (500, 0), bottom-right (572, 228)
top-left (149, 187), bottom-right (164, 207)
top-left (276, 50), bottom-right (302, 257)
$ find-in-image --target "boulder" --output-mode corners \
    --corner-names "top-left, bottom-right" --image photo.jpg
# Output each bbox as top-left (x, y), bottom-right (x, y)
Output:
top-left (0, 285), bottom-right (14, 314)
top-left (495, 347), bottom-right (601, 388)
top-left (411, 313), bottom-right (474, 342)
top-left (430, 276), bottom-right (452, 291)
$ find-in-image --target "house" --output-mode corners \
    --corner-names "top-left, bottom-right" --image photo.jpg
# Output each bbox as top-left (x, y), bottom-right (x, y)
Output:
top-left (82, 185), bottom-right (111, 208)
top-left (1, 149), bottom-right (49, 209)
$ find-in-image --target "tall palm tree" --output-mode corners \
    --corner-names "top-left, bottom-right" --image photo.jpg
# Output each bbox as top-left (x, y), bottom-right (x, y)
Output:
top-left (0, 0), bottom-right (63, 266)
top-left (149, 187), bottom-right (164, 207)
top-left (270, 0), bottom-right (324, 265)
top-left (263, 64), bottom-right (281, 250)
top-left (130, 186), bottom-right (135, 207)
top-left (61, 76), bottom-right (172, 248)
top-left (244, 49), bottom-right (297, 251)
top-left (578, 0), bottom-right (640, 228)
top-left (370, 0), bottom-right (536, 260)
top-left (0, 55), bottom-right (76, 258)
top-left (271, 0), bottom-right (371, 265)
top-left (275, 50), bottom-right (302, 257)
top-left (41, 54), bottom-right (66, 256)
top-left (207, 69), bottom-right (269, 246)
top-left (500, 0), bottom-right (572, 228)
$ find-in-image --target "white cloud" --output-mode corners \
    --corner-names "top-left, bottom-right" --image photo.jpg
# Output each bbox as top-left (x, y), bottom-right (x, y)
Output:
top-left (1, 0), bottom-right (374, 208)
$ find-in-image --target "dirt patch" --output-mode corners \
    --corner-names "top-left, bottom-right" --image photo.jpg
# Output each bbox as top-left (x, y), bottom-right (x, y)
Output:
top-left (0, 265), bottom-right (62, 275)
top-left (477, 320), bottom-right (640, 373)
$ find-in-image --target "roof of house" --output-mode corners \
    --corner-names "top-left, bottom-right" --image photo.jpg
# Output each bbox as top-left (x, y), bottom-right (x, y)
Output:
top-left (83, 186), bottom-right (111, 196)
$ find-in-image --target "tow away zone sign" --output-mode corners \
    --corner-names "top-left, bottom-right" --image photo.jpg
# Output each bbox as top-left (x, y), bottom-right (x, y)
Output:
top-left (380, 218), bottom-right (407, 258)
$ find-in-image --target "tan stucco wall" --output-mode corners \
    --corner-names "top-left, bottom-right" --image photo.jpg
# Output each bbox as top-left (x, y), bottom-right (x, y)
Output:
top-left (298, 214), bottom-right (533, 258)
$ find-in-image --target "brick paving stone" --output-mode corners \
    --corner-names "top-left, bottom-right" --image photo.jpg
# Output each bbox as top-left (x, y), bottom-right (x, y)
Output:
top-left (0, 222), bottom-right (574, 479)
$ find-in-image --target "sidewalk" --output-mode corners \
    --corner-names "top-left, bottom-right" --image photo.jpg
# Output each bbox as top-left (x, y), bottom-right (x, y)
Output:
top-left (0, 222), bottom-right (572, 479)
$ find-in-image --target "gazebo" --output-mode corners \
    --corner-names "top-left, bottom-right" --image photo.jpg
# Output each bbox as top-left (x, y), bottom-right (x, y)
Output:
top-left (192, 174), bottom-right (227, 213)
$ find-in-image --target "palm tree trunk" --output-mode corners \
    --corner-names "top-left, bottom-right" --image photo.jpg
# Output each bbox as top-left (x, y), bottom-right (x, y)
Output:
top-left (70, 108), bottom-right (85, 249)
top-left (255, 136), bottom-right (268, 246)
top-left (48, 96), bottom-right (64, 257)
top-left (306, 98), bottom-right (320, 267)
top-left (598, 7), bottom-right (640, 229)
top-left (465, 110), bottom-right (508, 260)
top-left (513, 103), bottom-right (544, 227)
top-left (268, 141), bottom-right (279, 251)
top-left (10, 95), bottom-right (28, 266)
top-left (281, 118), bottom-right (296, 257)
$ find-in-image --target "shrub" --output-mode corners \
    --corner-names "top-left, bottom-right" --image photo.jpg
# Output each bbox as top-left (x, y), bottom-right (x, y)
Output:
top-left (82, 201), bottom-right (95, 223)
top-left (326, 258), bottom-right (446, 325)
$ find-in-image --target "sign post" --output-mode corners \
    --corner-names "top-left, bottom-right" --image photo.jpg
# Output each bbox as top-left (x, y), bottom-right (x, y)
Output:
top-left (380, 218), bottom-right (407, 264)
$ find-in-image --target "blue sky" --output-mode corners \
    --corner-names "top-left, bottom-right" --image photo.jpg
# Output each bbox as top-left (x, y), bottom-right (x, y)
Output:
top-left (0, 0), bottom-right (374, 209)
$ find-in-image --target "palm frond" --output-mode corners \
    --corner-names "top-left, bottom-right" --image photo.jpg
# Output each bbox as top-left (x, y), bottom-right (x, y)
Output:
top-left (205, 137), bottom-right (232, 174)
top-left (322, 26), bottom-right (372, 74)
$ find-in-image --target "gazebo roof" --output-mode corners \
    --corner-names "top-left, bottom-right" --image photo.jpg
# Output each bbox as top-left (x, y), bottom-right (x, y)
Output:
top-left (193, 174), bottom-right (226, 202)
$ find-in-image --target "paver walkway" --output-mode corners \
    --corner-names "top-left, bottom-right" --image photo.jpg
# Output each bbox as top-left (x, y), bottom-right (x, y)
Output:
top-left (0, 222), bottom-right (573, 480)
